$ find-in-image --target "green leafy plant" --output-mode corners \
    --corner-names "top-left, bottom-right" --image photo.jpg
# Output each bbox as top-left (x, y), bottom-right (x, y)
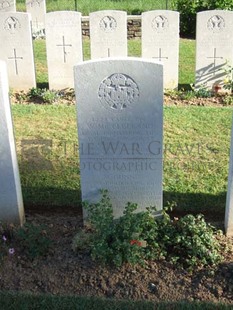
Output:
top-left (28, 87), bottom-right (59, 104)
top-left (195, 86), bottom-right (213, 98)
top-left (223, 95), bottom-right (233, 105)
top-left (16, 223), bottom-right (52, 260)
top-left (73, 190), bottom-right (223, 269)
top-left (166, 86), bottom-right (213, 101)
top-left (223, 64), bottom-right (233, 93)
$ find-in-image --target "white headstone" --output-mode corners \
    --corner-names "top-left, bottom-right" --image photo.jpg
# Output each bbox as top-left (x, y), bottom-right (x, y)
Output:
top-left (0, 0), bottom-right (16, 12)
top-left (0, 12), bottom-right (36, 90)
top-left (0, 60), bottom-right (25, 225)
top-left (90, 10), bottom-right (127, 59)
top-left (26, 0), bottom-right (46, 38)
top-left (142, 10), bottom-right (179, 90)
top-left (74, 58), bottom-right (163, 218)
top-left (195, 10), bottom-right (233, 91)
top-left (46, 11), bottom-right (83, 89)
top-left (225, 116), bottom-right (233, 236)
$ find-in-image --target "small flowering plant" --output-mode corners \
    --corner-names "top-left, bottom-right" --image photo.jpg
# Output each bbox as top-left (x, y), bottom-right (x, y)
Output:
top-left (73, 190), bottom-right (224, 269)
top-left (0, 223), bottom-right (15, 262)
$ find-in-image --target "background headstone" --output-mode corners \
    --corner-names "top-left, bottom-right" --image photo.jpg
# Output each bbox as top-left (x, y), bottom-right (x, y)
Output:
top-left (46, 11), bottom-right (83, 89)
top-left (195, 10), bottom-right (233, 91)
top-left (0, 12), bottom-right (36, 90)
top-left (74, 58), bottom-right (163, 218)
top-left (225, 116), bottom-right (233, 236)
top-left (90, 10), bottom-right (127, 59)
top-left (0, 0), bottom-right (16, 12)
top-left (0, 60), bottom-right (25, 225)
top-left (142, 10), bottom-right (179, 90)
top-left (26, 0), bottom-right (46, 38)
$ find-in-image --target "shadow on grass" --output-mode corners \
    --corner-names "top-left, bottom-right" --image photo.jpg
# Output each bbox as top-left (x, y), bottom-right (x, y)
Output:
top-left (21, 186), bottom-right (226, 220)
top-left (164, 191), bottom-right (226, 220)
top-left (36, 82), bottom-right (49, 89)
top-left (22, 186), bottom-right (82, 213)
top-left (0, 292), bottom-right (231, 310)
top-left (178, 83), bottom-right (193, 91)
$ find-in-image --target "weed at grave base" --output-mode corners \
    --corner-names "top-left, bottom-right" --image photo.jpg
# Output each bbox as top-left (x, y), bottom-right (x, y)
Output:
top-left (0, 223), bottom-right (15, 264)
top-left (0, 222), bottom-right (52, 263)
top-left (72, 190), bottom-right (224, 270)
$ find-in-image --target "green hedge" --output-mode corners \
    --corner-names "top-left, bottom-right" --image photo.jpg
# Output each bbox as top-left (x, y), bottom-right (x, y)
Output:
top-left (172, 0), bottom-right (233, 38)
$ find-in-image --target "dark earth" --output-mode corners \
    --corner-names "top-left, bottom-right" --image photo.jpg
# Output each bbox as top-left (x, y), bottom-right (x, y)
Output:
top-left (0, 210), bottom-right (233, 304)
top-left (1, 92), bottom-right (232, 304)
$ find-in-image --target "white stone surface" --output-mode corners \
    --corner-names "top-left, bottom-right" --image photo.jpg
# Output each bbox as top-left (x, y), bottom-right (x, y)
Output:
top-left (74, 58), bottom-right (163, 218)
top-left (0, 0), bottom-right (15, 12)
top-left (142, 10), bottom-right (179, 90)
top-left (0, 61), bottom-right (25, 225)
top-left (195, 10), bottom-right (233, 91)
top-left (26, 0), bottom-right (46, 37)
top-left (225, 116), bottom-right (233, 236)
top-left (90, 10), bottom-right (127, 59)
top-left (46, 11), bottom-right (83, 89)
top-left (0, 12), bottom-right (36, 90)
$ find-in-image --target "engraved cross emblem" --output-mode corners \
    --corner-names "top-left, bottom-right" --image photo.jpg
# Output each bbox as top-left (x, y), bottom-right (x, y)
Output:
top-left (207, 48), bottom-right (223, 76)
top-left (8, 48), bottom-right (23, 75)
top-left (56, 36), bottom-right (72, 63)
top-left (153, 48), bottom-right (168, 61)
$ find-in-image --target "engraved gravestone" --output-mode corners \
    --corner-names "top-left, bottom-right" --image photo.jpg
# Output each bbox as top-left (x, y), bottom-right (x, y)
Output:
top-left (225, 116), bottom-right (233, 236)
top-left (0, 0), bottom-right (15, 12)
top-left (26, 0), bottom-right (46, 38)
top-left (0, 12), bottom-right (36, 90)
top-left (195, 10), bottom-right (233, 91)
top-left (74, 58), bottom-right (163, 218)
top-left (46, 11), bottom-right (83, 89)
top-left (90, 10), bottom-right (127, 59)
top-left (142, 10), bottom-right (179, 90)
top-left (0, 61), bottom-right (25, 225)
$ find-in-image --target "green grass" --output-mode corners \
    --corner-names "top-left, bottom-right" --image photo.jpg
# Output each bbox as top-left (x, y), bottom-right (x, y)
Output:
top-left (16, 0), bottom-right (173, 15)
top-left (34, 38), bottom-right (195, 86)
top-left (11, 33), bottom-right (230, 215)
top-left (13, 104), bottom-right (80, 208)
top-left (179, 39), bottom-right (195, 86)
top-left (1, 292), bottom-right (232, 310)
top-left (12, 104), bottom-right (233, 215)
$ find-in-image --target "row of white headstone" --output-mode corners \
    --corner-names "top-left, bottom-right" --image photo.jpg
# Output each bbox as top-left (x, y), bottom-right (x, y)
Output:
top-left (0, 56), bottom-right (233, 236)
top-left (0, 0), bottom-right (46, 37)
top-left (0, 9), bottom-right (233, 91)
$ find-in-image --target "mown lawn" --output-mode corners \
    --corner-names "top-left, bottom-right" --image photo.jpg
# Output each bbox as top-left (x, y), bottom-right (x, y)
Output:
top-left (1, 292), bottom-right (233, 310)
top-left (33, 38), bottom-right (195, 86)
top-left (16, 0), bottom-right (173, 15)
top-left (12, 104), bottom-right (232, 215)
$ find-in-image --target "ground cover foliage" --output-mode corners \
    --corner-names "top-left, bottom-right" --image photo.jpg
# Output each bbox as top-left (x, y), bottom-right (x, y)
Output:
top-left (73, 190), bottom-right (223, 269)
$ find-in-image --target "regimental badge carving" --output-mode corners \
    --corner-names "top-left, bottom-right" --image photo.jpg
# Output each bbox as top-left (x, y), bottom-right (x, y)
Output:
top-left (152, 15), bottom-right (169, 32)
top-left (99, 16), bottom-right (117, 32)
top-left (27, 0), bottom-right (41, 7)
top-left (0, 1), bottom-right (10, 9)
top-left (4, 17), bottom-right (21, 33)
top-left (207, 15), bottom-right (225, 32)
top-left (98, 73), bottom-right (139, 111)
